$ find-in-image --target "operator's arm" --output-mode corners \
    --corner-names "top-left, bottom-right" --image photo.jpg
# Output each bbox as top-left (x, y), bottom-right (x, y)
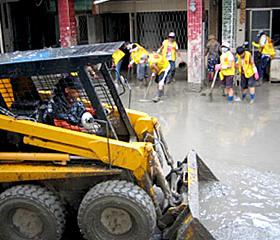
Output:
top-left (63, 101), bottom-right (86, 125)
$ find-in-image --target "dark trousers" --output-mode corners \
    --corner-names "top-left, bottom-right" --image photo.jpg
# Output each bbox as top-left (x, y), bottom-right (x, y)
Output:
top-left (168, 60), bottom-right (176, 79)
top-left (260, 55), bottom-right (271, 81)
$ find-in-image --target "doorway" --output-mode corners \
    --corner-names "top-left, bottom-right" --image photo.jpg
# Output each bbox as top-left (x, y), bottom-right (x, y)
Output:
top-left (9, 0), bottom-right (57, 51)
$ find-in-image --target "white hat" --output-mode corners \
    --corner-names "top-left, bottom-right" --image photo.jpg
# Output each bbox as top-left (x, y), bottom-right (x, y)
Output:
top-left (221, 41), bottom-right (230, 49)
top-left (126, 44), bottom-right (133, 50)
top-left (168, 32), bottom-right (175, 38)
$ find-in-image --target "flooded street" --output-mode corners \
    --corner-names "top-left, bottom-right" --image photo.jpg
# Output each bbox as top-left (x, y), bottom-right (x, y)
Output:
top-left (200, 169), bottom-right (280, 239)
top-left (128, 76), bottom-right (280, 239)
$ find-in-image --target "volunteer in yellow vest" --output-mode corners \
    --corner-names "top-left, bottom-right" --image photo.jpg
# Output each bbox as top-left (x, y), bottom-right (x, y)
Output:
top-left (128, 43), bottom-right (149, 83)
top-left (158, 32), bottom-right (181, 83)
top-left (112, 43), bottom-right (127, 82)
top-left (215, 42), bottom-right (235, 103)
top-left (141, 53), bottom-right (171, 103)
top-left (236, 46), bottom-right (259, 104)
top-left (252, 30), bottom-right (275, 82)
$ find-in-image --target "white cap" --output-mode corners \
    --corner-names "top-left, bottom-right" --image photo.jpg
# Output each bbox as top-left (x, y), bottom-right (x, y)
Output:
top-left (221, 41), bottom-right (230, 49)
top-left (126, 44), bottom-right (133, 50)
top-left (168, 32), bottom-right (175, 38)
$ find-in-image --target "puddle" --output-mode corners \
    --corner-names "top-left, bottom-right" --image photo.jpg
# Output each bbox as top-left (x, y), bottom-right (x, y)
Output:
top-left (199, 168), bottom-right (280, 240)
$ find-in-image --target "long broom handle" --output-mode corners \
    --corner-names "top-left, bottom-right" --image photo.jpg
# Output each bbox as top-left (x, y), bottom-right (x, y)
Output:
top-left (210, 70), bottom-right (219, 90)
top-left (143, 76), bottom-right (153, 99)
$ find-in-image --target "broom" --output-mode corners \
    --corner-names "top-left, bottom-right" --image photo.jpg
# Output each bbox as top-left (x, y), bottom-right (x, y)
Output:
top-left (208, 70), bottom-right (219, 102)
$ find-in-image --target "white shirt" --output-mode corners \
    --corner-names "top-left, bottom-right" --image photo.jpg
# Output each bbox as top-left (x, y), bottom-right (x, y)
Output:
top-left (259, 35), bottom-right (267, 47)
top-left (163, 41), bottom-right (178, 61)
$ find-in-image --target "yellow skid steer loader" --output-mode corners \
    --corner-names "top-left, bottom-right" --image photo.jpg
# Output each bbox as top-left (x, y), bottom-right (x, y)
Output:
top-left (0, 42), bottom-right (217, 240)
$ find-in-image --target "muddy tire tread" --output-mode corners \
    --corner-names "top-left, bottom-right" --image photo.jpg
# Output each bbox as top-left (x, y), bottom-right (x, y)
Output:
top-left (0, 184), bottom-right (66, 240)
top-left (78, 180), bottom-right (157, 240)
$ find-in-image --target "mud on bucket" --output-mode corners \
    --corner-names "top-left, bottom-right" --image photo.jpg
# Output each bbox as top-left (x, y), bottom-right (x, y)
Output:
top-left (178, 61), bottom-right (187, 72)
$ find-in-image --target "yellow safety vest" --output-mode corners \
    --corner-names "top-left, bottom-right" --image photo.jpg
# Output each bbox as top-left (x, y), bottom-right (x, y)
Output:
top-left (237, 51), bottom-right (255, 78)
top-left (219, 51), bottom-right (235, 80)
top-left (112, 49), bottom-right (125, 65)
top-left (149, 53), bottom-right (170, 75)
top-left (162, 39), bottom-right (177, 61)
top-left (261, 36), bottom-right (275, 58)
top-left (130, 43), bottom-right (148, 64)
top-left (252, 36), bottom-right (275, 58)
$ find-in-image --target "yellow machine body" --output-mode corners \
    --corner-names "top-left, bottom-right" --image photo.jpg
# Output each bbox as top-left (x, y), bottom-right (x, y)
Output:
top-left (0, 111), bottom-right (156, 184)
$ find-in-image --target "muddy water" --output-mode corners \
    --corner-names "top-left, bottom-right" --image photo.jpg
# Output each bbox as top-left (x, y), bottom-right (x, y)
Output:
top-left (129, 79), bottom-right (280, 240)
top-left (58, 79), bottom-right (280, 239)
top-left (200, 168), bottom-right (280, 240)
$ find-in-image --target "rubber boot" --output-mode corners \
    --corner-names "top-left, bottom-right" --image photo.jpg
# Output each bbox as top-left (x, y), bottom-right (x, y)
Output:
top-left (249, 94), bottom-right (255, 104)
top-left (153, 90), bottom-right (164, 103)
top-left (228, 95), bottom-right (234, 103)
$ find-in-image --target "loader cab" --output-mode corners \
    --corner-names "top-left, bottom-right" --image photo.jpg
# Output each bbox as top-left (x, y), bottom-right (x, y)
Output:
top-left (0, 42), bottom-right (137, 144)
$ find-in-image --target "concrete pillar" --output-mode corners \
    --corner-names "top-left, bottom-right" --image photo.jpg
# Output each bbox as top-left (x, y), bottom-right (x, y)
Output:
top-left (58, 0), bottom-right (77, 47)
top-left (222, 0), bottom-right (237, 48)
top-left (187, 0), bottom-right (203, 92)
top-left (236, 0), bottom-right (246, 46)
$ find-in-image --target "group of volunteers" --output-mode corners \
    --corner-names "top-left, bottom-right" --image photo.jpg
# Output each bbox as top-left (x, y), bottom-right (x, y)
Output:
top-left (206, 30), bottom-right (275, 104)
top-left (112, 32), bottom-right (182, 103)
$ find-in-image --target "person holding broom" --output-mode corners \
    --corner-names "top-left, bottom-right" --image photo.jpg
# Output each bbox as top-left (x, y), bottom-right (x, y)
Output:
top-left (236, 46), bottom-right (259, 104)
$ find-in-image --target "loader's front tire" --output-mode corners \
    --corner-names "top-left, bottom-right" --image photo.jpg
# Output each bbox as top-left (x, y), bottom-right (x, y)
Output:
top-left (78, 180), bottom-right (156, 240)
top-left (0, 185), bottom-right (66, 240)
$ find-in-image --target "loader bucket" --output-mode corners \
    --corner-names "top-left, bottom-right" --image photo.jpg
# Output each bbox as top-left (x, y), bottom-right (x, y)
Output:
top-left (179, 150), bottom-right (217, 239)
top-left (195, 153), bottom-right (218, 182)
top-left (176, 214), bottom-right (216, 240)
top-left (153, 127), bottom-right (217, 239)
top-left (160, 150), bottom-right (218, 239)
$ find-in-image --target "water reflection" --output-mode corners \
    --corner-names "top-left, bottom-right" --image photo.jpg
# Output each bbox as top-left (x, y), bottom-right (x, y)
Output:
top-left (200, 168), bottom-right (280, 240)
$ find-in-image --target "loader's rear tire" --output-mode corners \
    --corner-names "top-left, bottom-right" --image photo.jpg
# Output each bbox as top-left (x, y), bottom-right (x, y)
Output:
top-left (0, 185), bottom-right (65, 240)
top-left (78, 180), bottom-right (156, 240)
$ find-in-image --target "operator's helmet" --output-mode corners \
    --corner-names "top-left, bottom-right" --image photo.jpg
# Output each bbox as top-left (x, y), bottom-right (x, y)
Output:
top-left (168, 32), bottom-right (176, 38)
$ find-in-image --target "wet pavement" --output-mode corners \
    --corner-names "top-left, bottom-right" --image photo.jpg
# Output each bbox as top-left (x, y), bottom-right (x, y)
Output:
top-left (125, 77), bottom-right (280, 240)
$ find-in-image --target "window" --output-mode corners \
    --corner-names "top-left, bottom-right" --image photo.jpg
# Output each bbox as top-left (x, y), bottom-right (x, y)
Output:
top-left (77, 15), bottom-right (89, 45)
